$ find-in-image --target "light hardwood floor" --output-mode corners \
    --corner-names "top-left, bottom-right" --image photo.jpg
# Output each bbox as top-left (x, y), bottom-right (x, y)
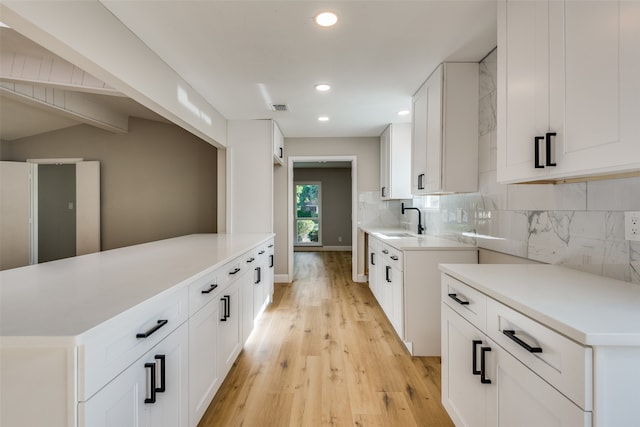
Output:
top-left (198, 251), bottom-right (454, 427)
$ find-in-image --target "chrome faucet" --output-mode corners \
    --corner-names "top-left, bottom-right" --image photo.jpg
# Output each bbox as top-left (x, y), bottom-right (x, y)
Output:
top-left (401, 202), bottom-right (425, 235)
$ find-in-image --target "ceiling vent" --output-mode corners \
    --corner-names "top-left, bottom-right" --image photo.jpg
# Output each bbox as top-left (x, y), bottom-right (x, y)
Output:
top-left (270, 103), bottom-right (289, 112)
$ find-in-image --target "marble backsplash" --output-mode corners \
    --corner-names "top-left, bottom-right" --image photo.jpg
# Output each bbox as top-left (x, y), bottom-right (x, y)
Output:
top-left (359, 49), bottom-right (640, 284)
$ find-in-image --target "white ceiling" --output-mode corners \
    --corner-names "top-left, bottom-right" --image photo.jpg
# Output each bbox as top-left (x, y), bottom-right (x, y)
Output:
top-left (1, 1), bottom-right (497, 141)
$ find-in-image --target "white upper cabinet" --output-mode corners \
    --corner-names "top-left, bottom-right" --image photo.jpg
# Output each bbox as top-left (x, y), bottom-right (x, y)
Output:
top-left (272, 121), bottom-right (284, 165)
top-left (411, 63), bottom-right (479, 195)
top-left (497, 0), bottom-right (640, 183)
top-left (380, 123), bottom-right (412, 200)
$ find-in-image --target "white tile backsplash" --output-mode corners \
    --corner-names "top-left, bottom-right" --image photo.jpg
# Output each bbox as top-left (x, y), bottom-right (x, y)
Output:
top-left (361, 48), bottom-right (639, 283)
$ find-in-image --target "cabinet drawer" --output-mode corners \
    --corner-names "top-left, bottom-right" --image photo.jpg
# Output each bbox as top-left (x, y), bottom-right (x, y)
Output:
top-left (78, 287), bottom-right (189, 401)
top-left (189, 268), bottom-right (228, 316)
top-left (368, 235), bottom-right (382, 252)
top-left (383, 245), bottom-right (403, 271)
top-left (486, 298), bottom-right (592, 411)
top-left (441, 274), bottom-right (487, 331)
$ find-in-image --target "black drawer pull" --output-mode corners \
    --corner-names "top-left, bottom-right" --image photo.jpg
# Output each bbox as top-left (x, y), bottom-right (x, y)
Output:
top-left (258, 250), bottom-right (265, 255)
top-left (480, 347), bottom-right (492, 384)
top-left (390, 255), bottom-right (399, 261)
top-left (370, 252), bottom-right (375, 266)
top-left (503, 329), bottom-right (543, 353)
top-left (144, 362), bottom-right (156, 403)
top-left (229, 267), bottom-right (241, 275)
top-left (448, 293), bottom-right (470, 305)
top-left (255, 267), bottom-right (261, 284)
top-left (268, 244), bottom-right (274, 248)
top-left (269, 254), bottom-right (274, 268)
top-left (472, 340), bottom-right (482, 375)
top-left (385, 266), bottom-right (391, 283)
top-left (246, 257), bottom-right (255, 263)
top-left (382, 249), bottom-right (389, 255)
top-left (155, 355), bottom-right (166, 393)
top-left (201, 283), bottom-right (218, 294)
top-left (136, 319), bottom-right (168, 339)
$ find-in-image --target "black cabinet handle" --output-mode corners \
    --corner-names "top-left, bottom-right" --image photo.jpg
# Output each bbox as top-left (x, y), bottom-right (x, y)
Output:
top-left (220, 296), bottom-right (229, 321)
top-left (390, 255), bottom-right (399, 261)
top-left (269, 254), bottom-right (274, 268)
top-left (155, 355), bottom-right (166, 393)
top-left (448, 293), bottom-right (470, 305)
top-left (534, 136), bottom-right (545, 168)
top-left (136, 319), bottom-right (168, 339)
top-left (229, 267), bottom-right (241, 275)
top-left (385, 266), bottom-right (391, 283)
top-left (144, 362), bottom-right (156, 403)
top-left (268, 244), bottom-right (274, 248)
top-left (418, 173), bottom-right (425, 190)
top-left (382, 249), bottom-right (389, 255)
top-left (370, 252), bottom-right (375, 266)
top-left (246, 257), bottom-right (255, 263)
top-left (201, 283), bottom-right (218, 294)
top-left (279, 147), bottom-right (283, 159)
top-left (472, 340), bottom-right (482, 375)
top-left (255, 267), bottom-right (261, 284)
top-left (503, 329), bottom-right (543, 353)
top-left (480, 347), bottom-right (492, 384)
top-left (381, 186), bottom-right (386, 198)
top-left (545, 132), bottom-right (557, 166)
top-left (258, 250), bottom-right (265, 255)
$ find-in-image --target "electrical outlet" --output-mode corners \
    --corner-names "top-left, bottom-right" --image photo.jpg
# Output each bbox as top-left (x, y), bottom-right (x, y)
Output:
top-left (625, 211), bottom-right (640, 241)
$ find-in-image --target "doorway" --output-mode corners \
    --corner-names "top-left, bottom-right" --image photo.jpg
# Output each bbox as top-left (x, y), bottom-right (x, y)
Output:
top-left (287, 156), bottom-right (358, 282)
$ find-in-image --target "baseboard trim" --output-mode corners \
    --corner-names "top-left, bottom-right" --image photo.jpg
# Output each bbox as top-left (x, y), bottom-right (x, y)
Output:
top-left (294, 246), bottom-right (352, 252)
top-left (355, 274), bottom-right (368, 283)
top-left (274, 274), bottom-right (290, 283)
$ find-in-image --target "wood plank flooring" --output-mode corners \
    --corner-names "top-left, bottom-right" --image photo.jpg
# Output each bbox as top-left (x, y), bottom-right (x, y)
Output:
top-left (198, 251), bottom-right (454, 427)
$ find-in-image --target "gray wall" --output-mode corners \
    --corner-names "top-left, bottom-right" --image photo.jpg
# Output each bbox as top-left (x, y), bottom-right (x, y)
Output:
top-left (2, 117), bottom-right (217, 250)
top-left (38, 164), bottom-right (76, 262)
top-left (294, 167), bottom-right (352, 247)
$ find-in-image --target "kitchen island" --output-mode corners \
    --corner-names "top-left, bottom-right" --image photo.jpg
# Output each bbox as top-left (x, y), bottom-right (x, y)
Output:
top-left (1, 233), bottom-right (274, 427)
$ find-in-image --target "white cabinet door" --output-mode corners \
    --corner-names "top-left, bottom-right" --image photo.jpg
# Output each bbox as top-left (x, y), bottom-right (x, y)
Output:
top-left (368, 247), bottom-right (380, 301)
top-left (498, 0), bottom-right (640, 183)
top-left (252, 264), bottom-right (265, 319)
top-left (272, 121), bottom-right (284, 165)
top-left (240, 268), bottom-right (254, 345)
top-left (412, 63), bottom-right (478, 194)
top-left (411, 82), bottom-right (428, 195)
top-left (218, 281), bottom-right (242, 379)
top-left (441, 305), bottom-right (492, 427)
top-left (266, 242), bottom-right (275, 303)
top-left (488, 337), bottom-right (591, 427)
top-left (381, 123), bottom-right (412, 200)
top-left (497, 0), bottom-right (553, 183)
top-left (80, 322), bottom-right (188, 427)
top-left (390, 263), bottom-right (404, 339)
top-left (188, 298), bottom-right (220, 427)
top-left (380, 125), bottom-right (391, 199)
top-left (381, 262), bottom-right (394, 327)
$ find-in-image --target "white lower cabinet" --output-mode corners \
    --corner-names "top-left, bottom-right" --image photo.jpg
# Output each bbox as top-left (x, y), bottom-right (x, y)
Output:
top-left (217, 280), bottom-right (242, 379)
top-left (79, 322), bottom-right (189, 427)
top-left (442, 273), bottom-right (591, 427)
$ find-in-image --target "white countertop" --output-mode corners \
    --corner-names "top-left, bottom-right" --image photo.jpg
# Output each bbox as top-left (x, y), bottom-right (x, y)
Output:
top-left (361, 226), bottom-right (477, 251)
top-left (440, 263), bottom-right (640, 346)
top-left (0, 233), bottom-right (273, 339)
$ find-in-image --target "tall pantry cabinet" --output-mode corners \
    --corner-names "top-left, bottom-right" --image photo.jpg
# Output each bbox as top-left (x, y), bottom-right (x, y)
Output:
top-left (497, 0), bottom-right (640, 183)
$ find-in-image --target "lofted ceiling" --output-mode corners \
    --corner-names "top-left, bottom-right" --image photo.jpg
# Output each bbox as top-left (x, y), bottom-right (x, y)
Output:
top-left (1, 1), bottom-right (497, 141)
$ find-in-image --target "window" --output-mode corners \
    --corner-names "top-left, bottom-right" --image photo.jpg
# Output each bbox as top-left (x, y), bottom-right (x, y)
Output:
top-left (294, 182), bottom-right (321, 246)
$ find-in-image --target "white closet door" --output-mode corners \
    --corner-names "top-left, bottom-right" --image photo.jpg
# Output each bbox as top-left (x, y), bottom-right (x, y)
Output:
top-left (76, 161), bottom-right (100, 255)
top-left (0, 161), bottom-right (30, 269)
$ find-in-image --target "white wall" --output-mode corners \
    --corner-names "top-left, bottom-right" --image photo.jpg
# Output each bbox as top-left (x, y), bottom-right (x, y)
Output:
top-left (273, 137), bottom-right (379, 278)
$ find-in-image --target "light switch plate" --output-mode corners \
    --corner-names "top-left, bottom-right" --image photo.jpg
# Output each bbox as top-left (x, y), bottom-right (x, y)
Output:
top-left (625, 211), bottom-right (640, 241)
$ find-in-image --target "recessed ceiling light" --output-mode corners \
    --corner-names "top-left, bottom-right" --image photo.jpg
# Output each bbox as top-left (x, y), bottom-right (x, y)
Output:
top-left (315, 83), bottom-right (331, 92)
top-left (318, 116), bottom-right (330, 122)
top-left (398, 110), bottom-right (410, 116)
top-left (315, 12), bottom-right (338, 27)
